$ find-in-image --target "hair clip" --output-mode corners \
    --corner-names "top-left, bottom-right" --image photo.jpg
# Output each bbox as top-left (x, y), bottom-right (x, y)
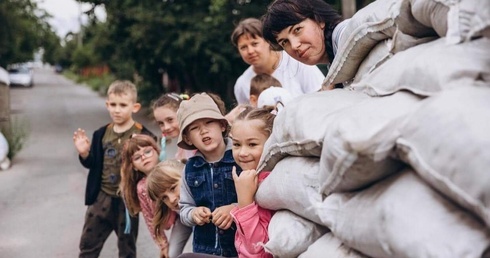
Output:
top-left (166, 93), bottom-right (181, 101)
top-left (180, 93), bottom-right (190, 100)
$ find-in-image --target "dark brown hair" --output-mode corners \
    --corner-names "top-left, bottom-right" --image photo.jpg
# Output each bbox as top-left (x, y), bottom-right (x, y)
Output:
top-left (250, 73), bottom-right (282, 96)
top-left (231, 18), bottom-right (264, 47)
top-left (261, 0), bottom-right (343, 63)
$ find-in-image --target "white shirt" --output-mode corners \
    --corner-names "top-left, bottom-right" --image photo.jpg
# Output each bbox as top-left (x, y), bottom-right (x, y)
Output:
top-left (233, 51), bottom-right (325, 105)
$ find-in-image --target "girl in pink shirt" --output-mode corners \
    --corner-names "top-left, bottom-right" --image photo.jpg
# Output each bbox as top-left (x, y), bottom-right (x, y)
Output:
top-left (230, 107), bottom-right (277, 258)
top-left (146, 159), bottom-right (193, 258)
top-left (120, 134), bottom-right (180, 258)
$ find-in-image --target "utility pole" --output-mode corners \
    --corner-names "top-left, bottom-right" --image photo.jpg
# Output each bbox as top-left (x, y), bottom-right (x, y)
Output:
top-left (342, 0), bottom-right (357, 18)
top-left (0, 68), bottom-right (11, 135)
top-left (78, 1), bottom-right (83, 47)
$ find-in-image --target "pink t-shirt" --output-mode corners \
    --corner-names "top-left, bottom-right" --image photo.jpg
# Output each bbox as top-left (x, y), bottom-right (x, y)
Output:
top-left (231, 172), bottom-right (273, 258)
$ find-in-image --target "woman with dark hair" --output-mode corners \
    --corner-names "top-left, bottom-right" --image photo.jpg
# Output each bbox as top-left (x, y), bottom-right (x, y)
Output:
top-left (262, 0), bottom-right (345, 66)
top-left (230, 17), bottom-right (325, 105)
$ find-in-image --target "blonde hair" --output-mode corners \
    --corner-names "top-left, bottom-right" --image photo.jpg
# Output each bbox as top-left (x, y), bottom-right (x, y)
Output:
top-left (250, 73), bottom-right (282, 96)
top-left (120, 134), bottom-right (160, 216)
top-left (107, 80), bottom-right (138, 103)
top-left (146, 159), bottom-right (184, 243)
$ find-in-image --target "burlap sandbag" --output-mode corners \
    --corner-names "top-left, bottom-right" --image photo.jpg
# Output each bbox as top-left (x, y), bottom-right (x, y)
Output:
top-left (257, 90), bottom-right (368, 172)
top-left (298, 233), bottom-right (369, 258)
top-left (318, 170), bottom-right (490, 258)
top-left (351, 37), bottom-right (490, 97)
top-left (319, 91), bottom-right (421, 196)
top-left (256, 157), bottom-right (324, 225)
top-left (397, 86), bottom-right (490, 227)
top-left (265, 210), bottom-right (328, 258)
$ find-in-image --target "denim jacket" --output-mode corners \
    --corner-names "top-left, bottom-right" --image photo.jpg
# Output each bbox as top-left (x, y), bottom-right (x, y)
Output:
top-left (179, 139), bottom-right (241, 257)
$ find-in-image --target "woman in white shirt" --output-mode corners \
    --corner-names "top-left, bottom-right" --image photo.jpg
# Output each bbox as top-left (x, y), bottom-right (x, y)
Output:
top-left (231, 18), bottom-right (325, 105)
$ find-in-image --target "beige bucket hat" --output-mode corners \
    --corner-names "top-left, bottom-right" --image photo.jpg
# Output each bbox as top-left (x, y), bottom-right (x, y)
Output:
top-left (177, 93), bottom-right (228, 150)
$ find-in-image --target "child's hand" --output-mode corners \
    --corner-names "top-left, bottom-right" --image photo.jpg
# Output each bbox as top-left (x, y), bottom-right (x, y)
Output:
top-left (191, 206), bottom-right (212, 226)
top-left (212, 204), bottom-right (235, 230)
top-left (159, 246), bottom-right (169, 258)
top-left (232, 166), bottom-right (258, 208)
top-left (73, 128), bottom-right (90, 159)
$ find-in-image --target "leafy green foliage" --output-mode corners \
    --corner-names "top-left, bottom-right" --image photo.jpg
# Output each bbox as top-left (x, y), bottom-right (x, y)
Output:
top-left (74, 0), bottom-right (363, 107)
top-left (0, 0), bottom-right (61, 67)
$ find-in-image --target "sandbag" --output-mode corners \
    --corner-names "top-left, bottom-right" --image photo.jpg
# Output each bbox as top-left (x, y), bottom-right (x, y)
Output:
top-left (0, 132), bottom-right (10, 170)
top-left (257, 90), bottom-right (368, 172)
top-left (323, 0), bottom-right (437, 87)
top-left (396, 86), bottom-right (490, 227)
top-left (298, 233), bottom-right (369, 258)
top-left (256, 157), bottom-right (324, 225)
top-left (0, 132), bottom-right (8, 161)
top-left (351, 37), bottom-right (490, 97)
top-left (265, 210), bottom-right (328, 258)
top-left (319, 91), bottom-right (421, 195)
top-left (319, 170), bottom-right (490, 258)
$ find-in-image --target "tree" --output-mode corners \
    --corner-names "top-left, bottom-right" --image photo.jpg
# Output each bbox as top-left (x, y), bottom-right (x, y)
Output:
top-left (75, 0), bottom-right (366, 106)
top-left (0, 0), bottom-right (61, 67)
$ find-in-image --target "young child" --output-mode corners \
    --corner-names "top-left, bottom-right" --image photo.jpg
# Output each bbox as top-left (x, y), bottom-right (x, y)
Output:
top-left (151, 93), bottom-right (194, 162)
top-left (177, 92), bottom-right (241, 257)
top-left (146, 159), bottom-right (193, 258)
top-left (256, 86), bottom-right (293, 111)
top-left (249, 73), bottom-right (282, 107)
top-left (229, 106), bottom-right (277, 258)
top-left (120, 134), bottom-right (181, 258)
top-left (73, 80), bottom-right (156, 258)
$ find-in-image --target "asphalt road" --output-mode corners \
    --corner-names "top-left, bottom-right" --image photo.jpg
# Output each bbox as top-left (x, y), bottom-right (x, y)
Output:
top-left (0, 67), bottom-right (180, 257)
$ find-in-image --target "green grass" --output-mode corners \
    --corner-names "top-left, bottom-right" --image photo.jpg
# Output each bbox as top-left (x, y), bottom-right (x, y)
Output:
top-left (2, 117), bottom-right (29, 160)
top-left (63, 69), bottom-right (116, 96)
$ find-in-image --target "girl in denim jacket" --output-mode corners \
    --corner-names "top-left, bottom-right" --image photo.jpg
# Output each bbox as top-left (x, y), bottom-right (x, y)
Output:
top-left (177, 93), bottom-right (241, 257)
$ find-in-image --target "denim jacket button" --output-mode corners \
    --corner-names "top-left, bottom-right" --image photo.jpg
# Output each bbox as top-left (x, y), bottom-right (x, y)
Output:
top-left (219, 229), bottom-right (225, 235)
top-left (213, 183), bottom-right (219, 189)
top-left (194, 180), bottom-right (199, 186)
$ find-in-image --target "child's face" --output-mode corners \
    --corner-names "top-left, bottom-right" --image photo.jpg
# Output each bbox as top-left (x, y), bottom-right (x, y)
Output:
top-left (183, 118), bottom-right (226, 155)
top-left (275, 18), bottom-right (328, 65)
top-left (160, 181), bottom-right (181, 211)
top-left (231, 119), bottom-right (269, 170)
top-left (153, 105), bottom-right (179, 139)
top-left (131, 146), bottom-right (159, 174)
top-left (237, 33), bottom-right (272, 68)
top-left (105, 93), bottom-right (140, 126)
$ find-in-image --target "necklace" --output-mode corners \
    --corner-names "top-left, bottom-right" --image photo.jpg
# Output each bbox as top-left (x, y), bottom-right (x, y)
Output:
top-left (271, 51), bottom-right (281, 71)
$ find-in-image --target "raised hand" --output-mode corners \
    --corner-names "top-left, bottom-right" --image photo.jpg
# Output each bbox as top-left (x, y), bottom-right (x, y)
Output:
top-left (232, 166), bottom-right (258, 208)
top-left (73, 128), bottom-right (90, 159)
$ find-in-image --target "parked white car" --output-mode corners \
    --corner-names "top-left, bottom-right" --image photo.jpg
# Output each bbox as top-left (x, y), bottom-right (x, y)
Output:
top-left (8, 66), bottom-right (33, 87)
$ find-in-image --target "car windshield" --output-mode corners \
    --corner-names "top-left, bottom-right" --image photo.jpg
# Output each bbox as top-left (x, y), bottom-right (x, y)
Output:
top-left (8, 67), bottom-right (30, 74)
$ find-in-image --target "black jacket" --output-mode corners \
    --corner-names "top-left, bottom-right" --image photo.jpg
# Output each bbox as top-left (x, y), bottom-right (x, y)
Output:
top-left (78, 123), bottom-right (155, 205)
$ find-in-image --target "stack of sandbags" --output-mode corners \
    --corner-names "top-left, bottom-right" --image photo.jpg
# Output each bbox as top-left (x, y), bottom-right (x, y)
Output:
top-left (254, 0), bottom-right (490, 256)
top-left (319, 170), bottom-right (490, 258)
top-left (323, 0), bottom-right (490, 88)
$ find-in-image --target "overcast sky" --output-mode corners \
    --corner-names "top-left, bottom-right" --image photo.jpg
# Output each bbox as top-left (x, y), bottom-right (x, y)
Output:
top-left (35, 0), bottom-right (106, 38)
